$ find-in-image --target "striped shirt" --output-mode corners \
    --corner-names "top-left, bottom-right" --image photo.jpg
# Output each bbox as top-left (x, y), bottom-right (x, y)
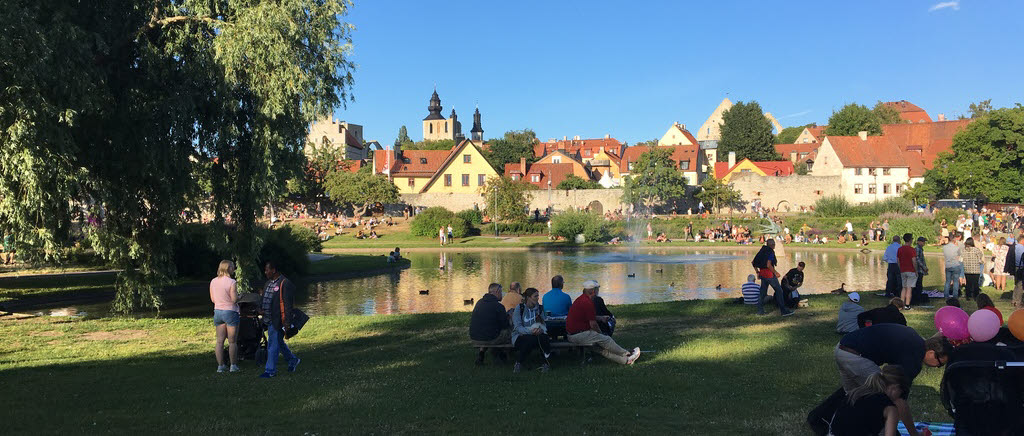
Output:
top-left (742, 282), bottom-right (761, 304)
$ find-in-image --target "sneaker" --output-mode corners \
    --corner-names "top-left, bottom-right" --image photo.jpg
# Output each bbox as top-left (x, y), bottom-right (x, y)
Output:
top-left (258, 371), bottom-right (276, 378)
top-left (782, 311), bottom-right (795, 317)
top-left (626, 348), bottom-right (642, 365)
top-left (538, 363), bottom-right (550, 373)
top-left (513, 362), bottom-right (521, 373)
top-left (288, 357), bottom-right (301, 373)
top-left (229, 364), bottom-right (240, 373)
top-left (217, 365), bottom-right (227, 373)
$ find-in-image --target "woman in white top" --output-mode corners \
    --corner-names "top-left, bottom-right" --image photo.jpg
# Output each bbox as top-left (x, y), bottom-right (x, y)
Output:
top-left (210, 260), bottom-right (239, 373)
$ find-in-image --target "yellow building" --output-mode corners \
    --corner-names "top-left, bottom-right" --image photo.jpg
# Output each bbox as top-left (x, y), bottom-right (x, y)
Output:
top-left (420, 139), bottom-right (499, 194)
top-left (372, 147), bottom-right (452, 194)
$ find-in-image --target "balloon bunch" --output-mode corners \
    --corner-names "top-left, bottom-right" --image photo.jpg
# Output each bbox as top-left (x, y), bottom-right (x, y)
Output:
top-left (934, 306), bottom-right (1003, 343)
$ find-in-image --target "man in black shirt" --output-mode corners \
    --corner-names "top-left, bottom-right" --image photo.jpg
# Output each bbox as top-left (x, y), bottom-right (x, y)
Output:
top-left (470, 283), bottom-right (510, 364)
top-left (781, 262), bottom-right (805, 308)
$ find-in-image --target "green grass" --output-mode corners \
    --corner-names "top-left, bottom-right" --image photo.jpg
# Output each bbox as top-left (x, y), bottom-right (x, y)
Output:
top-left (2, 292), bottom-right (1014, 435)
top-left (0, 273), bottom-right (118, 303)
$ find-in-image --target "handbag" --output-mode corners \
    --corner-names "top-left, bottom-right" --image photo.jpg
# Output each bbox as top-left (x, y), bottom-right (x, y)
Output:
top-left (278, 285), bottom-right (310, 339)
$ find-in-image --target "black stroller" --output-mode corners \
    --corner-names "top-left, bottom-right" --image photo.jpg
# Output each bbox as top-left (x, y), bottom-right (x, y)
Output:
top-left (940, 338), bottom-right (1024, 435)
top-left (237, 293), bottom-right (268, 364)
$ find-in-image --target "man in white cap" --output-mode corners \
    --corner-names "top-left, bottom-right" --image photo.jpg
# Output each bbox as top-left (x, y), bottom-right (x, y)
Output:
top-left (836, 292), bottom-right (864, 334)
top-left (565, 280), bottom-right (641, 365)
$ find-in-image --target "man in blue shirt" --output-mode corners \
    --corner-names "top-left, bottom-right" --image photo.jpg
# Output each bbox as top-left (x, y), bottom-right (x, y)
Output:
top-left (1012, 234), bottom-right (1024, 307)
top-left (542, 275), bottom-right (571, 317)
top-left (883, 235), bottom-right (902, 297)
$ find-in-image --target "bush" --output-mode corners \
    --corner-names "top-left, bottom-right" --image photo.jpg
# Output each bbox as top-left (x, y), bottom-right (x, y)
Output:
top-left (456, 208), bottom-right (484, 225)
top-left (279, 223), bottom-right (322, 253)
top-left (410, 207), bottom-right (470, 238)
top-left (257, 225), bottom-right (312, 279)
top-left (933, 207), bottom-right (963, 226)
top-left (887, 217), bottom-right (936, 244)
top-left (850, 197), bottom-right (915, 216)
top-left (813, 196), bottom-right (850, 217)
top-left (550, 210), bottom-right (611, 242)
top-left (481, 221), bottom-right (548, 235)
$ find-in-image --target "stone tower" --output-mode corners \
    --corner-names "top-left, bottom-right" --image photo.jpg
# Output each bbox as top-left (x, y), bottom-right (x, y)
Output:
top-left (422, 89), bottom-right (449, 141)
top-left (471, 107), bottom-right (484, 141)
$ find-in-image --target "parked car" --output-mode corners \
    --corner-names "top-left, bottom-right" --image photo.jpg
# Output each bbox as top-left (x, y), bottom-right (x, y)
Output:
top-left (933, 199), bottom-right (982, 210)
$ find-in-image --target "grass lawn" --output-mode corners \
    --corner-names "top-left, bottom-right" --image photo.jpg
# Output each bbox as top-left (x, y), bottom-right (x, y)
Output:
top-left (2, 292), bottom-right (1015, 435)
top-left (0, 273), bottom-right (118, 303)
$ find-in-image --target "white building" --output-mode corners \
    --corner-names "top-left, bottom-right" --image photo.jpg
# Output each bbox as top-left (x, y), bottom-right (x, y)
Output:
top-left (813, 132), bottom-right (913, 204)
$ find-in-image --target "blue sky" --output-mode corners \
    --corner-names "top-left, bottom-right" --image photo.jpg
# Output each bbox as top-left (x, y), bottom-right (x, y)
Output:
top-left (335, 0), bottom-right (1023, 146)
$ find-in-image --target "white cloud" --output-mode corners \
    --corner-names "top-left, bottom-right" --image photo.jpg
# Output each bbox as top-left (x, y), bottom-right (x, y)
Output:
top-left (778, 110), bottom-right (812, 120)
top-left (929, 1), bottom-right (960, 12)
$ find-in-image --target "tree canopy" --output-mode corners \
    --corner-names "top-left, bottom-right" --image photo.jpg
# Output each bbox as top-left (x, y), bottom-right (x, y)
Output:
top-left (695, 170), bottom-right (742, 214)
top-left (403, 139), bottom-right (455, 150)
top-left (922, 105), bottom-right (1024, 202)
top-left (718, 101), bottom-right (780, 161)
top-left (483, 129), bottom-right (538, 170)
top-left (0, 0), bottom-right (354, 311)
top-left (622, 147), bottom-right (688, 209)
top-left (480, 176), bottom-right (532, 223)
top-left (969, 99), bottom-right (993, 119)
top-left (395, 125), bottom-right (412, 147)
top-left (775, 124), bottom-right (815, 144)
top-left (872, 101), bottom-right (904, 125)
top-left (323, 170), bottom-right (400, 218)
top-left (556, 175), bottom-right (602, 190)
top-left (825, 102), bottom-right (904, 136)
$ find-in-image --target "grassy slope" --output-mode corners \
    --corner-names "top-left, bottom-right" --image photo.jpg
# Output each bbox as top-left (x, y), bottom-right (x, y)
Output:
top-left (2, 293), bottom-right (1014, 435)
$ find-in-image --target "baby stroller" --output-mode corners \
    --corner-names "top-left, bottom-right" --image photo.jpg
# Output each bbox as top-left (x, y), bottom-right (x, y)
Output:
top-left (237, 293), bottom-right (268, 364)
top-left (940, 340), bottom-right (1024, 435)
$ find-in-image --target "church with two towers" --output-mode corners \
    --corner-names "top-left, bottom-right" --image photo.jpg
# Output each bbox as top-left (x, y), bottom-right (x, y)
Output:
top-left (421, 89), bottom-right (483, 142)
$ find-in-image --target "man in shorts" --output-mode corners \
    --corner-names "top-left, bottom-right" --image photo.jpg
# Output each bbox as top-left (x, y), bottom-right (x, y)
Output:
top-left (897, 233), bottom-right (918, 308)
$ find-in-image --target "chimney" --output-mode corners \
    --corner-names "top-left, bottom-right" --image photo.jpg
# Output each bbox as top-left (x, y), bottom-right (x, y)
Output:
top-left (728, 151), bottom-right (736, 168)
top-left (790, 151), bottom-right (797, 162)
top-left (937, 113), bottom-right (946, 121)
top-left (520, 157), bottom-right (527, 174)
top-left (858, 131), bottom-right (868, 141)
top-left (604, 134), bottom-right (610, 139)
top-left (574, 135), bottom-right (580, 140)
top-left (563, 136), bottom-right (567, 141)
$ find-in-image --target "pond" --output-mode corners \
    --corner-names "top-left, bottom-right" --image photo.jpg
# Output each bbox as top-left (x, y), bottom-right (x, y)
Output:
top-left (302, 247), bottom-right (948, 316)
top-left (27, 247), bottom-right (951, 319)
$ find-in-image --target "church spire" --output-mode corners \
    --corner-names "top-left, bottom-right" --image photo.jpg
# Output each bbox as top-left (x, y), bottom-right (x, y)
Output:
top-left (424, 89), bottom-right (444, 121)
top-left (471, 106), bottom-right (484, 141)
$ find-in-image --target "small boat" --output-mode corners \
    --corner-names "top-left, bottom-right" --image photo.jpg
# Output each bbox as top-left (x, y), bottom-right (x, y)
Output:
top-left (627, 273), bottom-right (636, 278)
top-left (463, 298), bottom-right (474, 305)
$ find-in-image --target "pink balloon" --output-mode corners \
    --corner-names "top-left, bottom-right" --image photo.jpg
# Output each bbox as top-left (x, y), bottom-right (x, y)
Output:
top-left (968, 309), bottom-right (1001, 342)
top-left (935, 306), bottom-right (970, 340)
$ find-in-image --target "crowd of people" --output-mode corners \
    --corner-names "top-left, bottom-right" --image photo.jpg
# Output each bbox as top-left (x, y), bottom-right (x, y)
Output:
top-left (468, 275), bottom-right (641, 373)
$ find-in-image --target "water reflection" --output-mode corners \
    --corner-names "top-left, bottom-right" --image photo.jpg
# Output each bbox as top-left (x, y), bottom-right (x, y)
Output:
top-left (302, 248), bottom-right (948, 316)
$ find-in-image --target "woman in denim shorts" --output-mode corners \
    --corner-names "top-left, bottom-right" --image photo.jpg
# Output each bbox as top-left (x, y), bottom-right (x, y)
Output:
top-left (210, 260), bottom-right (240, 372)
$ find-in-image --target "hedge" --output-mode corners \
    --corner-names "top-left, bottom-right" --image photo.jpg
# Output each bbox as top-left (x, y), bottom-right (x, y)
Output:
top-left (410, 207), bottom-right (470, 238)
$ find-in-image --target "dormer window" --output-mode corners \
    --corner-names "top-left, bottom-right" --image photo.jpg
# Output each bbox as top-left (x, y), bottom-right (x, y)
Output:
top-left (420, 158), bottom-right (427, 164)
top-left (553, 156), bottom-right (561, 164)
top-left (531, 174), bottom-right (540, 183)
top-left (402, 158), bottom-right (411, 164)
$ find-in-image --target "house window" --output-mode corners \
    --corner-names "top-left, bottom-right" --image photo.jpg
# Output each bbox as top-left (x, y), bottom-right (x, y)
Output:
top-left (444, 174), bottom-right (452, 186)
top-left (868, 183), bottom-right (877, 194)
top-left (512, 174), bottom-right (519, 181)
top-left (680, 161), bottom-right (690, 170)
top-left (896, 184), bottom-right (904, 193)
top-left (408, 178), bottom-right (415, 187)
top-left (740, 169), bottom-right (751, 173)
top-left (628, 162), bottom-right (635, 171)
top-left (463, 154), bottom-right (471, 163)
top-left (855, 168), bottom-right (862, 175)
top-left (420, 158), bottom-right (427, 164)
top-left (882, 168), bottom-right (891, 175)
top-left (854, 184), bottom-right (863, 194)
top-left (478, 174), bottom-right (485, 186)
top-left (799, 152), bottom-right (808, 159)
top-left (429, 124), bottom-right (433, 134)
top-left (552, 156), bottom-right (561, 164)
top-left (402, 158), bottom-right (411, 164)
top-left (584, 150), bottom-right (591, 157)
top-left (531, 174), bottom-right (540, 183)
top-left (869, 168), bottom-right (877, 176)
top-left (445, 122), bottom-right (448, 133)
top-left (461, 174), bottom-right (469, 186)
top-left (883, 183), bottom-right (891, 194)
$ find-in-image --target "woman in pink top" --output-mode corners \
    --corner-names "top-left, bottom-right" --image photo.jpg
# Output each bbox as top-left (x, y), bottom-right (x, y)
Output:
top-left (210, 260), bottom-right (239, 373)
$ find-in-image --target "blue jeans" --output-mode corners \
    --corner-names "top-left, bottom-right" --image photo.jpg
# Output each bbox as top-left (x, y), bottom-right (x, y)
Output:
top-left (265, 324), bottom-right (297, 374)
top-left (757, 276), bottom-right (791, 315)
top-left (944, 265), bottom-right (963, 299)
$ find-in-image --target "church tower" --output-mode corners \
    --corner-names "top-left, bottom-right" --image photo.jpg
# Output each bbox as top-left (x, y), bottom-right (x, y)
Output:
top-left (422, 89), bottom-right (448, 141)
top-left (449, 108), bottom-right (463, 142)
top-left (471, 107), bottom-right (484, 141)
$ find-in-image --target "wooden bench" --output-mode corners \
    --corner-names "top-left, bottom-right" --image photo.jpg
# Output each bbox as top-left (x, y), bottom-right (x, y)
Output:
top-left (472, 341), bottom-right (597, 366)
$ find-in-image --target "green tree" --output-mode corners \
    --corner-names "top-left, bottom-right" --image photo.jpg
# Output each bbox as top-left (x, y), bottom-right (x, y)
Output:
top-left (695, 169), bottom-right (743, 214)
top-left (395, 125), bottom-right (412, 147)
top-left (901, 181), bottom-right (939, 206)
top-left (794, 161), bottom-right (809, 175)
top-left (323, 171), bottom-right (400, 218)
top-left (969, 99), bottom-right (993, 119)
top-left (481, 176), bottom-right (533, 223)
top-left (826, 103), bottom-right (884, 136)
top-left (0, 0), bottom-right (354, 311)
top-left (633, 138), bottom-right (660, 147)
top-left (719, 101), bottom-right (780, 161)
top-left (404, 139), bottom-right (456, 150)
top-left (483, 129), bottom-right (538, 169)
top-left (621, 148), bottom-right (688, 210)
top-left (556, 175), bottom-right (602, 190)
top-left (923, 105), bottom-right (1024, 202)
top-left (872, 101), bottom-right (904, 125)
top-left (288, 143), bottom-right (346, 200)
top-left (775, 124), bottom-right (815, 144)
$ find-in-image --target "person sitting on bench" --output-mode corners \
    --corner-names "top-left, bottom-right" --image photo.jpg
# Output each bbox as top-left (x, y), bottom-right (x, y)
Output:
top-left (470, 283), bottom-right (511, 365)
top-left (592, 286), bottom-right (616, 336)
top-left (566, 280), bottom-right (641, 365)
top-left (501, 282), bottom-right (523, 314)
top-left (511, 288), bottom-right (550, 373)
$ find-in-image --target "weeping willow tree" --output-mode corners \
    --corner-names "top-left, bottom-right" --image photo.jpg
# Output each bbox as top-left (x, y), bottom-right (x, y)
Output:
top-left (0, 0), bottom-right (355, 311)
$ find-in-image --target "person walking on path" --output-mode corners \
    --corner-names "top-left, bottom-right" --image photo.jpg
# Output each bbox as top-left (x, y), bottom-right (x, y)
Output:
top-left (210, 260), bottom-right (240, 373)
top-left (896, 234), bottom-right (918, 308)
top-left (751, 239), bottom-right (793, 316)
top-left (942, 233), bottom-right (964, 299)
top-left (566, 280), bottom-right (641, 365)
top-left (883, 236), bottom-right (902, 298)
top-left (961, 237), bottom-right (984, 300)
top-left (258, 260), bottom-right (300, 378)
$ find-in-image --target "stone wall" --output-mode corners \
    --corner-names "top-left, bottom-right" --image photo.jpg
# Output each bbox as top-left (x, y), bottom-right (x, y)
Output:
top-left (400, 188), bottom-right (629, 214)
top-left (728, 173), bottom-right (843, 212)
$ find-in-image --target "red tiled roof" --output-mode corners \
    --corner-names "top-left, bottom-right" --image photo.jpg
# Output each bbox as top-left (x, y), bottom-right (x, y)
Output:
top-left (668, 123), bottom-right (700, 146)
top-left (881, 119), bottom-right (971, 172)
top-left (620, 145), bottom-right (698, 173)
top-left (825, 136), bottom-right (908, 168)
top-left (807, 126), bottom-right (827, 141)
top-left (902, 150), bottom-right (927, 178)
top-left (533, 137), bottom-right (624, 159)
top-left (882, 100), bottom-right (932, 123)
top-left (713, 160), bottom-right (795, 179)
top-left (372, 149), bottom-right (452, 176)
top-left (341, 159), bottom-right (364, 173)
top-left (504, 162), bottom-right (581, 188)
top-left (774, 143), bottom-right (819, 163)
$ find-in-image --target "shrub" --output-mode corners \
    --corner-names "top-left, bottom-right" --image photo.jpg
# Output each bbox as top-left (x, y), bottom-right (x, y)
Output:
top-left (932, 207), bottom-right (963, 226)
top-left (279, 223), bottom-right (322, 253)
top-left (410, 207), bottom-right (470, 238)
top-left (887, 217), bottom-right (936, 243)
top-left (813, 196), bottom-right (850, 217)
top-left (550, 210), bottom-right (611, 242)
top-left (481, 221), bottom-right (548, 235)
top-left (257, 225), bottom-right (312, 279)
top-left (456, 208), bottom-right (484, 225)
top-left (816, 196), bottom-right (915, 217)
